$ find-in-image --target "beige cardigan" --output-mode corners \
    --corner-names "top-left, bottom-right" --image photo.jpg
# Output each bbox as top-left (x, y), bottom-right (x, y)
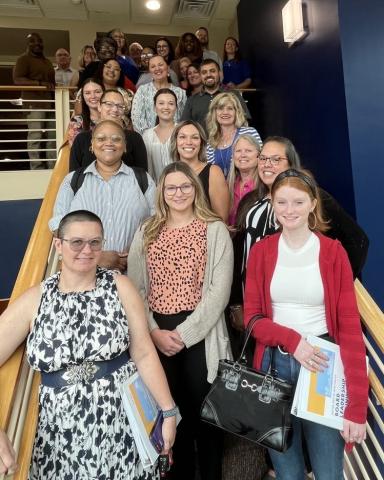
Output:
top-left (128, 220), bottom-right (234, 383)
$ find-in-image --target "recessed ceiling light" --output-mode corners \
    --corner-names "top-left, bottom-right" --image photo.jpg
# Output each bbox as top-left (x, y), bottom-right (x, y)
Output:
top-left (146, 0), bottom-right (161, 10)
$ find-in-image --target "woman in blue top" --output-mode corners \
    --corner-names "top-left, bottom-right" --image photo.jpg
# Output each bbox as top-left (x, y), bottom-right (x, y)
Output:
top-left (206, 92), bottom-right (262, 177)
top-left (222, 37), bottom-right (252, 90)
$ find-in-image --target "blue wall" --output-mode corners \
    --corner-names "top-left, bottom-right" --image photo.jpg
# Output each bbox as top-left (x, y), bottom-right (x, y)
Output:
top-left (338, 0), bottom-right (384, 306)
top-left (238, 0), bottom-right (383, 306)
top-left (0, 200), bottom-right (41, 298)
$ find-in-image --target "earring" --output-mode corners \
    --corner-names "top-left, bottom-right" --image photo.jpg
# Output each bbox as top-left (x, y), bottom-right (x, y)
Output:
top-left (308, 211), bottom-right (317, 230)
top-left (58, 254), bottom-right (63, 261)
top-left (89, 145), bottom-right (94, 153)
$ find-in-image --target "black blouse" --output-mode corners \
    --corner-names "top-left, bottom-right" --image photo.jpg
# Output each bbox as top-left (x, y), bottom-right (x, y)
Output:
top-left (69, 130), bottom-right (148, 173)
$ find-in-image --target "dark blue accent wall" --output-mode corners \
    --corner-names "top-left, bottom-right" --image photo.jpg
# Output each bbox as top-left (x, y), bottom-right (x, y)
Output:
top-left (338, 0), bottom-right (384, 307)
top-left (0, 200), bottom-right (41, 298)
top-left (238, 0), bottom-right (383, 306)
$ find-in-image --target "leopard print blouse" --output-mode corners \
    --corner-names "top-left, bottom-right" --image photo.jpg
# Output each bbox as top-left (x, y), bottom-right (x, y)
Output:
top-left (147, 219), bottom-right (207, 314)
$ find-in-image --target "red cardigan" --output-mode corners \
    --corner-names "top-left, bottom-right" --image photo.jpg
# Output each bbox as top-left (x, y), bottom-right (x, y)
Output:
top-left (244, 232), bottom-right (368, 424)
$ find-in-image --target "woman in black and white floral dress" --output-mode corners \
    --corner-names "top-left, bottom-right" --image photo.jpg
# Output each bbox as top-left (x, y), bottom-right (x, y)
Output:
top-left (0, 210), bottom-right (177, 480)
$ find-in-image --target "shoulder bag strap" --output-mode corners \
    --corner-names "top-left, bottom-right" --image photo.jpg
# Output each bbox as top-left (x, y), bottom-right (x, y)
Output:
top-left (236, 314), bottom-right (265, 363)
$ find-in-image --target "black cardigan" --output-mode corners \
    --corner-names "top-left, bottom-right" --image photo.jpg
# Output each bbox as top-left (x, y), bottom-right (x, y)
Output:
top-left (69, 130), bottom-right (148, 172)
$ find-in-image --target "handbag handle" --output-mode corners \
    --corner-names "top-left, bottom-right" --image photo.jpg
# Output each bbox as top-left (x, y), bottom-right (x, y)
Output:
top-left (236, 314), bottom-right (265, 363)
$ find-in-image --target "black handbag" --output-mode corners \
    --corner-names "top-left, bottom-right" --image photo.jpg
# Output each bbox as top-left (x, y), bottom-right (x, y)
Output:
top-left (200, 315), bottom-right (294, 452)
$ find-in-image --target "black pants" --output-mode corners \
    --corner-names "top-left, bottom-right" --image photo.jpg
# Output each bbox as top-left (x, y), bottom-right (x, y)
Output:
top-left (154, 311), bottom-right (223, 480)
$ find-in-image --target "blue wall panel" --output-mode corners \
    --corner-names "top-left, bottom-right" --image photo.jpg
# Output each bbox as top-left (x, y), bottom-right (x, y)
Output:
top-left (0, 199), bottom-right (41, 298)
top-left (338, 0), bottom-right (384, 306)
top-left (238, 0), bottom-right (356, 217)
top-left (238, 0), bottom-right (382, 306)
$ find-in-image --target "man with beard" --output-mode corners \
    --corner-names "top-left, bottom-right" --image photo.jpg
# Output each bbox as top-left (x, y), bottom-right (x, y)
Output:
top-left (180, 59), bottom-right (250, 132)
top-left (195, 27), bottom-right (223, 70)
top-left (13, 33), bottom-right (56, 169)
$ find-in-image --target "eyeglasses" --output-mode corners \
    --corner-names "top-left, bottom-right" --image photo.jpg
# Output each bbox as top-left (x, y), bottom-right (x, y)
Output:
top-left (164, 183), bottom-right (194, 196)
top-left (61, 238), bottom-right (104, 251)
top-left (141, 53), bottom-right (154, 59)
top-left (100, 101), bottom-right (125, 112)
top-left (94, 134), bottom-right (124, 144)
top-left (258, 155), bottom-right (288, 166)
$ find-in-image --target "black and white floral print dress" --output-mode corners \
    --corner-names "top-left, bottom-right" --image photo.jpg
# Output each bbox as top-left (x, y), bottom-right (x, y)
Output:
top-left (26, 268), bottom-right (157, 480)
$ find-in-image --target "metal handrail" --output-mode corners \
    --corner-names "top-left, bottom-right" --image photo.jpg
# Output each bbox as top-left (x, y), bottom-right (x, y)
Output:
top-left (0, 86), bottom-right (73, 167)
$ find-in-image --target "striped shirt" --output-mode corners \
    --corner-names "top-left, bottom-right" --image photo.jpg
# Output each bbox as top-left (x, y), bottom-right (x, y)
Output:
top-left (131, 82), bottom-right (186, 135)
top-left (49, 161), bottom-right (156, 251)
top-left (206, 126), bottom-right (262, 177)
top-left (242, 197), bottom-right (279, 290)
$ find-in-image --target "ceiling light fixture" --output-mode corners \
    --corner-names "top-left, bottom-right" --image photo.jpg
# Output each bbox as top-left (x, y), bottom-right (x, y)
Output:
top-left (146, 0), bottom-right (161, 11)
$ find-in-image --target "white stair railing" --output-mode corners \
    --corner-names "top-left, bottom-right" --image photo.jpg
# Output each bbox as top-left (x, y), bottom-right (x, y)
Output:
top-left (0, 86), bottom-right (73, 169)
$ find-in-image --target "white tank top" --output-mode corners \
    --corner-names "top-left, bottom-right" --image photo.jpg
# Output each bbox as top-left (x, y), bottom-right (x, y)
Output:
top-left (270, 233), bottom-right (328, 337)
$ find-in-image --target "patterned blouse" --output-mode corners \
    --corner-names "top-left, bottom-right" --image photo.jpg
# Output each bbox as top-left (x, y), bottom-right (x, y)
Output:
top-left (147, 219), bottom-right (207, 314)
top-left (67, 115), bottom-right (96, 146)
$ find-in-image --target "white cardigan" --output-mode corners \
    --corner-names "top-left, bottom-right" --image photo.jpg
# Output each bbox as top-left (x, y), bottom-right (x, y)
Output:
top-left (128, 220), bottom-right (234, 383)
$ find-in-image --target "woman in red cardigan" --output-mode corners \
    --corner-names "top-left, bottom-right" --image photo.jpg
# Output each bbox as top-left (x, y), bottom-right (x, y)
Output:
top-left (244, 168), bottom-right (368, 480)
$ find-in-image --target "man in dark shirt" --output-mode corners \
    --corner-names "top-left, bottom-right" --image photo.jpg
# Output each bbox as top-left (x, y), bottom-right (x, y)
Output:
top-left (70, 89), bottom-right (147, 172)
top-left (78, 36), bottom-right (117, 87)
top-left (13, 33), bottom-right (56, 169)
top-left (79, 35), bottom-right (138, 89)
top-left (180, 59), bottom-right (251, 132)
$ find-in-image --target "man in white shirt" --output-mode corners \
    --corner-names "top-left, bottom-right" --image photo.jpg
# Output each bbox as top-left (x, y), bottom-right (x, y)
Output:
top-left (195, 27), bottom-right (223, 70)
top-left (54, 48), bottom-right (77, 86)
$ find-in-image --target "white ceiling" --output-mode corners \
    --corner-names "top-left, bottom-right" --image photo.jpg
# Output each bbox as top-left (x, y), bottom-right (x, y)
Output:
top-left (0, 0), bottom-right (239, 30)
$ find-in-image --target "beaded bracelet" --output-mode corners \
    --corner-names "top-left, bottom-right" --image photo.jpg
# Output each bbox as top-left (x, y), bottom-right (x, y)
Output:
top-left (162, 406), bottom-right (179, 418)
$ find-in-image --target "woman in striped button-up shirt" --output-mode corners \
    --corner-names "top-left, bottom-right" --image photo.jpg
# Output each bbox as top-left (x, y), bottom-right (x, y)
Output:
top-left (50, 120), bottom-right (156, 272)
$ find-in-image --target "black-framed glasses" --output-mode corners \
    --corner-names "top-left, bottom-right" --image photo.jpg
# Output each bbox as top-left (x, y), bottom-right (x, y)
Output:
top-left (61, 238), bottom-right (105, 252)
top-left (164, 183), bottom-right (194, 196)
top-left (100, 101), bottom-right (125, 112)
top-left (258, 155), bottom-right (288, 166)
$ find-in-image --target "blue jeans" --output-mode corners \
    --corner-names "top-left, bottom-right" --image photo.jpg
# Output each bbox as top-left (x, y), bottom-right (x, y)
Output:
top-left (261, 348), bottom-right (344, 480)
